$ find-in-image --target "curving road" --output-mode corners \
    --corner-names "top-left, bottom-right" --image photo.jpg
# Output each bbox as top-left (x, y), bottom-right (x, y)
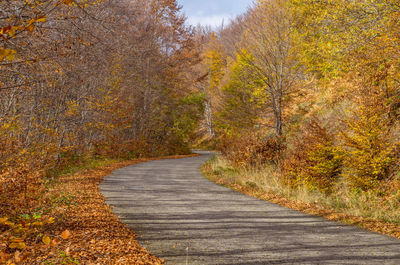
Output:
top-left (100, 151), bottom-right (400, 264)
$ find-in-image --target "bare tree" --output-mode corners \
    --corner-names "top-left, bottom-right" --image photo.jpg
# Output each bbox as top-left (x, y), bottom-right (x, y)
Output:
top-left (239, 0), bottom-right (302, 136)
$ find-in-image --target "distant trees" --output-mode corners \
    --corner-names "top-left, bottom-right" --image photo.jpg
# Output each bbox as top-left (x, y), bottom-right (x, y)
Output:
top-left (199, 0), bottom-right (301, 137)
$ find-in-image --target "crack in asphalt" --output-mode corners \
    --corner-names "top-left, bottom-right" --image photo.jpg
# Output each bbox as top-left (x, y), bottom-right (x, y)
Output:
top-left (100, 151), bottom-right (400, 264)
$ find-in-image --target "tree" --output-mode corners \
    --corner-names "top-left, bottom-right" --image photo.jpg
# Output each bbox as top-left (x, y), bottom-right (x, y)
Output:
top-left (238, 0), bottom-right (302, 136)
top-left (0, 0), bottom-right (204, 214)
top-left (217, 50), bottom-right (267, 135)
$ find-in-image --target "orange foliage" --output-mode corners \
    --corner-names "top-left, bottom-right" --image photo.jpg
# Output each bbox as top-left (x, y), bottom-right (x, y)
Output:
top-left (219, 132), bottom-right (285, 168)
top-left (282, 118), bottom-right (343, 193)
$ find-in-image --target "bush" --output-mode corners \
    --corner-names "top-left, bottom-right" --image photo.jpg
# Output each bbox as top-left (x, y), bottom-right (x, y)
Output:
top-left (341, 107), bottom-right (398, 190)
top-left (282, 118), bottom-right (343, 194)
top-left (218, 132), bottom-right (285, 168)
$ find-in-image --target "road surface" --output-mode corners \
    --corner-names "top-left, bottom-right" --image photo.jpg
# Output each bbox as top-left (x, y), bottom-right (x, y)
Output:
top-left (100, 151), bottom-right (400, 264)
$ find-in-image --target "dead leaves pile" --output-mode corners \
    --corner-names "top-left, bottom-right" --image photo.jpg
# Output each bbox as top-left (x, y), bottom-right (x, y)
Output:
top-left (2, 155), bottom-right (198, 264)
top-left (45, 159), bottom-right (163, 265)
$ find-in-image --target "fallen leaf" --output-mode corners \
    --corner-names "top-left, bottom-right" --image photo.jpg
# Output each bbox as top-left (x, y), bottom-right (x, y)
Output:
top-left (9, 242), bottom-right (25, 250)
top-left (25, 24), bottom-right (35, 32)
top-left (42, 235), bottom-right (51, 245)
top-left (14, 251), bottom-right (21, 263)
top-left (31, 221), bottom-right (43, 226)
top-left (51, 238), bottom-right (59, 247)
top-left (61, 230), bottom-right (71, 240)
top-left (4, 221), bottom-right (15, 227)
top-left (35, 17), bottom-right (47, 23)
top-left (0, 251), bottom-right (6, 262)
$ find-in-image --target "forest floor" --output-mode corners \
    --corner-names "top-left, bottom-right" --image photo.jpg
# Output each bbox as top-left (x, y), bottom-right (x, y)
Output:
top-left (1, 154), bottom-right (197, 265)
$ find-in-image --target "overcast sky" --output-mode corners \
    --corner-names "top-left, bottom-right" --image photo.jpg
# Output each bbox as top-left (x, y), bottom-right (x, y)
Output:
top-left (177, 0), bottom-right (253, 28)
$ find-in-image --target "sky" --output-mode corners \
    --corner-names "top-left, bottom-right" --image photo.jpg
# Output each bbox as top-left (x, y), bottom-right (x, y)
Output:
top-left (177, 0), bottom-right (253, 28)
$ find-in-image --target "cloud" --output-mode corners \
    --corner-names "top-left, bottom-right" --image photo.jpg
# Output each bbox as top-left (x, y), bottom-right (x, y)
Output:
top-left (186, 13), bottom-right (234, 28)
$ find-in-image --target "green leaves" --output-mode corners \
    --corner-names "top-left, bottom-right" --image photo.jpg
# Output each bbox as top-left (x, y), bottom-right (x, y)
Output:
top-left (217, 50), bottom-right (266, 134)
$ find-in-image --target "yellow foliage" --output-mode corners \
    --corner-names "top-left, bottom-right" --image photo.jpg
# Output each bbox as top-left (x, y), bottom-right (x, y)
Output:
top-left (42, 235), bottom-right (51, 245)
top-left (341, 107), bottom-right (397, 190)
top-left (63, 0), bottom-right (74, 5)
top-left (0, 48), bottom-right (16, 62)
top-left (205, 48), bottom-right (226, 91)
top-left (9, 242), bottom-right (25, 250)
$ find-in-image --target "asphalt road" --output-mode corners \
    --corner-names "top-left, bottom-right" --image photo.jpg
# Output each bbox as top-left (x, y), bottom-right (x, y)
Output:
top-left (100, 151), bottom-right (400, 264)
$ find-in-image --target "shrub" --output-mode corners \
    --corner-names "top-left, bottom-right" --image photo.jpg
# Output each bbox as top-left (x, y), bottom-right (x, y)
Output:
top-left (218, 132), bottom-right (285, 168)
top-left (341, 107), bottom-right (398, 190)
top-left (282, 118), bottom-right (343, 194)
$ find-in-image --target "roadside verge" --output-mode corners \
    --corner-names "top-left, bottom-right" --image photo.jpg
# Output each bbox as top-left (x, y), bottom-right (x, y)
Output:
top-left (202, 155), bottom-right (400, 240)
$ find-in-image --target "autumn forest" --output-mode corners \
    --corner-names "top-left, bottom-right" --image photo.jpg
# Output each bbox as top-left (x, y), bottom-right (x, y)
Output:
top-left (1, 0), bottom-right (400, 263)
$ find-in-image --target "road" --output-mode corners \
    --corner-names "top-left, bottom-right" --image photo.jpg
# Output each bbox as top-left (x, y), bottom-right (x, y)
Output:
top-left (100, 151), bottom-right (400, 264)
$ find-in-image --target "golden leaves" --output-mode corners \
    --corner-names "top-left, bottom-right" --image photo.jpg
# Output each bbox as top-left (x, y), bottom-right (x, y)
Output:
top-left (9, 238), bottom-right (26, 250)
top-left (25, 17), bottom-right (47, 33)
top-left (8, 243), bottom-right (26, 250)
top-left (0, 16), bottom-right (46, 38)
top-left (1, 213), bottom-right (79, 264)
top-left (34, 17), bottom-right (47, 23)
top-left (0, 16), bottom-right (48, 62)
top-left (42, 235), bottom-right (51, 245)
top-left (2, 214), bottom-right (59, 252)
top-left (0, 25), bottom-right (12, 36)
top-left (4, 221), bottom-right (15, 228)
top-left (62, 0), bottom-right (104, 7)
top-left (25, 24), bottom-right (35, 32)
top-left (0, 48), bottom-right (16, 62)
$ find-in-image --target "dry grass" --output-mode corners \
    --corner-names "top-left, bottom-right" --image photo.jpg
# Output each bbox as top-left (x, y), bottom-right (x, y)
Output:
top-left (202, 155), bottom-right (400, 239)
